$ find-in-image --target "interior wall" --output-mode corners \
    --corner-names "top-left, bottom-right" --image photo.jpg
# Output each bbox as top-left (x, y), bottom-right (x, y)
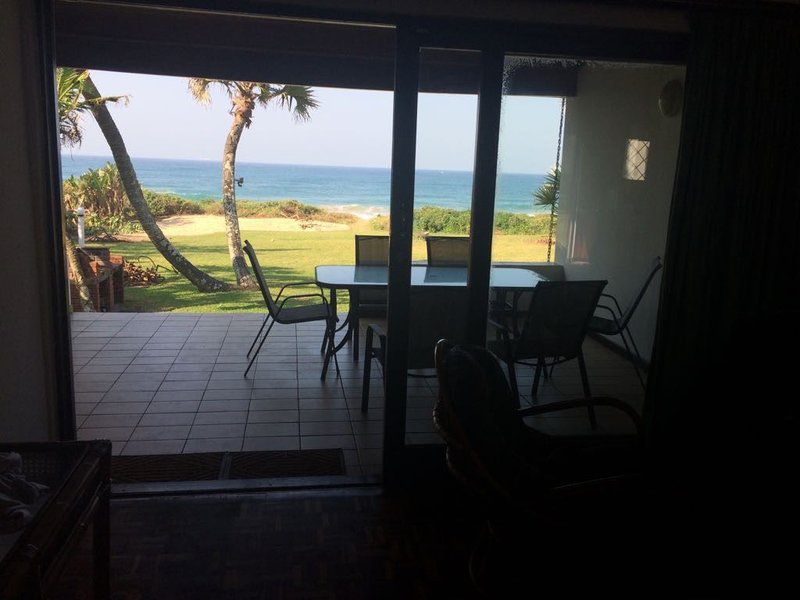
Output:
top-left (0, 0), bottom-right (65, 441)
top-left (556, 62), bottom-right (685, 361)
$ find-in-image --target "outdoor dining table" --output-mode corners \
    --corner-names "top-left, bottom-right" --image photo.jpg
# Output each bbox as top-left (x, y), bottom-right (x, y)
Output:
top-left (314, 264), bottom-right (546, 360)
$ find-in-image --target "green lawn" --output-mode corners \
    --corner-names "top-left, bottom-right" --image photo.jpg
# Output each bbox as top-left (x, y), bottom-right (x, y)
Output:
top-left (106, 229), bottom-right (551, 313)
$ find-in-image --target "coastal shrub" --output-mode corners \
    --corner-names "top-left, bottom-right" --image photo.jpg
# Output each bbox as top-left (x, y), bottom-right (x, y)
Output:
top-left (200, 199), bottom-right (355, 224)
top-left (62, 163), bottom-right (127, 217)
top-left (413, 206), bottom-right (472, 234)
top-left (84, 213), bottom-right (140, 237)
top-left (143, 190), bottom-right (205, 218)
top-left (494, 212), bottom-right (554, 235)
top-left (64, 209), bottom-right (139, 239)
top-left (371, 208), bottom-right (555, 235)
top-left (370, 215), bottom-right (389, 231)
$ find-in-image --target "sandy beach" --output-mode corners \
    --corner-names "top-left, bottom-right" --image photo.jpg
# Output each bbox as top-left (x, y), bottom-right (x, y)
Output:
top-left (121, 214), bottom-right (351, 239)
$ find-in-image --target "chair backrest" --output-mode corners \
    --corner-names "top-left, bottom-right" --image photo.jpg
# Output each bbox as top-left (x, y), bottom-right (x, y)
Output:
top-left (242, 240), bottom-right (278, 316)
top-left (355, 235), bottom-right (389, 266)
top-left (406, 287), bottom-right (471, 370)
top-left (425, 236), bottom-right (470, 267)
top-left (515, 280), bottom-right (607, 360)
top-left (355, 235), bottom-right (389, 309)
top-left (619, 256), bottom-right (663, 327)
top-left (433, 341), bottom-right (549, 504)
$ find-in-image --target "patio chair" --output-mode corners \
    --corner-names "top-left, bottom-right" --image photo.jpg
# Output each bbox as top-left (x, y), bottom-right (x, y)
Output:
top-left (242, 240), bottom-right (339, 379)
top-left (425, 235), bottom-right (470, 267)
top-left (361, 286), bottom-right (470, 411)
top-left (433, 340), bottom-right (643, 591)
top-left (489, 280), bottom-right (607, 428)
top-left (349, 235), bottom-right (390, 360)
top-left (587, 257), bottom-right (663, 388)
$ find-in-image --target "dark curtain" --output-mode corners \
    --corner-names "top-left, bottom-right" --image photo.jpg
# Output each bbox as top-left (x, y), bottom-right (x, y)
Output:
top-left (644, 9), bottom-right (799, 583)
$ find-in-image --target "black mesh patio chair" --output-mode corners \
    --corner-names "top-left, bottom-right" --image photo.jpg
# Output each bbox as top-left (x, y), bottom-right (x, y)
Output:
top-left (587, 257), bottom-right (663, 388)
top-left (243, 240), bottom-right (339, 379)
top-left (433, 340), bottom-right (643, 592)
top-left (488, 280), bottom-right (607, 428)
top-left (361, 286), bottom-right (470, 411)
top-left (425, 235), bottom-right (470, 267)
top-left (349, 235), bottom-right (390, 360)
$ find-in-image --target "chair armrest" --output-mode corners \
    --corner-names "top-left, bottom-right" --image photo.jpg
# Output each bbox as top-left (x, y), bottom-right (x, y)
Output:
top-left (366, 323), bottom-right (386, 340)
top-left (599, 293), bottom-right (625, 318)
top-left (592, 305), bottom-right (623, 331)
top-left (519, 396), bottom-right (643, 435)
top-left (275, 281), bottom-right (322, 301)
top-left (276, 293), bottom-right (329, 312)
top-left (549, 473), bottom-right (642, 498)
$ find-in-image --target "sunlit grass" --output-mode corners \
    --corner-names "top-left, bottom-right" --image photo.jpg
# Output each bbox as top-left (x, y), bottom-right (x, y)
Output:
top-left (106, 229), bottom-right (552, 313)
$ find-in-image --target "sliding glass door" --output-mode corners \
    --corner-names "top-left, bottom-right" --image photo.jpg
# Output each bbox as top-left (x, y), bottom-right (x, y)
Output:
top-left (383, 32), bottom-right (502, 479)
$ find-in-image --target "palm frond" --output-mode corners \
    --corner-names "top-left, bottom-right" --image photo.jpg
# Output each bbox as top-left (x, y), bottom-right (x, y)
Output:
top-left (533, 167), bottom-right (561, 207)
top-left (188, 78), bottom-right (235, 105)
top-left (56, 67), bottom-right (125, 147)
top-left (261, 84), bottom-right (319, 121)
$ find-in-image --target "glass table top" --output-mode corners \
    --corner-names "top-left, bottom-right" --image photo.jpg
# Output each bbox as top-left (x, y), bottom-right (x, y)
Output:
top-left (315, 265), bottom-right (545, 289)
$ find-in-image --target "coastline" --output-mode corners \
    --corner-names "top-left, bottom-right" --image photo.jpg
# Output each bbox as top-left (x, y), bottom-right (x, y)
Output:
top-left (61, 154), bottom-right (550, 216)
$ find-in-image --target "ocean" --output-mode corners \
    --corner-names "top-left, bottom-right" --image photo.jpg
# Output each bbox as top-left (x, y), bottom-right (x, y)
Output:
top-left (60, 155), bottom-right (549, 219)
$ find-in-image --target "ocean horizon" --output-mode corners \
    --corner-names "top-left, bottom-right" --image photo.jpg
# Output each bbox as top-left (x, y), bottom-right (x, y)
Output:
top-left (61, 154), bottom-right (550, 219)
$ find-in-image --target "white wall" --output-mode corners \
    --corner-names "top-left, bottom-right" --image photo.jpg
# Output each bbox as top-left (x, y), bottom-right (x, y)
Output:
top-left (556, 63), bottom-right (685, 361)
top-left (0, 0), bottom-right (63, 441)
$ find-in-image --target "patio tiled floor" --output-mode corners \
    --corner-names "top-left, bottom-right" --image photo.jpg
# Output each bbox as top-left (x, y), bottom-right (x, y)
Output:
top-left (71, 312), bottom-right (645, 476)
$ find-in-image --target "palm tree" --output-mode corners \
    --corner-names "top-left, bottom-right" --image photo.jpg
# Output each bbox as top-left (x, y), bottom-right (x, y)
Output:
top-left (188, 79), bottom-right (318, 288)
top-left (533, 167), bottom-right (561, 207)
top-left (81, 75), bottom-right (230, 292)
top-left (57, 67), bottom-right (124, 310)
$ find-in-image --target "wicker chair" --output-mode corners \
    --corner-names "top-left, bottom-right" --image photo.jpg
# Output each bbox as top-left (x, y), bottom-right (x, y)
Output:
top-left (433, 340), bottom-right (643, 591)
top-left (361, 286), bottom-right (470, 411)
top-left (489, 280), bottom-right (607, 428)
top-left (349, 235), bottom-right (390, 360)
top-left (425, 235), bottom-right (470, 267)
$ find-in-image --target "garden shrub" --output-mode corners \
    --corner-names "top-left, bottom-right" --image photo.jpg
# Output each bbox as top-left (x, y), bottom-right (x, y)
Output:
top-left (143, 190), bottom-right (205, 218)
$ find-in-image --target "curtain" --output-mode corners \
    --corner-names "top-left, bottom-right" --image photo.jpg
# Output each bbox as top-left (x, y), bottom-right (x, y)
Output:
top-left (644, 10), bottom-right (799, 575)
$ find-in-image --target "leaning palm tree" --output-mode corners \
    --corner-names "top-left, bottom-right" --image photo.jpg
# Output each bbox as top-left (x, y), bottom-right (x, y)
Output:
top-left (57, 67), bottom-right (124, 310)
top-left (188, 79), bottom-right (318, 288)
top-left (81, 75), bottom-right (230, 292)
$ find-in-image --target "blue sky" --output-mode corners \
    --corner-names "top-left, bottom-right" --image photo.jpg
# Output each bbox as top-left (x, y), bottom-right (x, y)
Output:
top-left (67, 70), bottom-right (561, 174)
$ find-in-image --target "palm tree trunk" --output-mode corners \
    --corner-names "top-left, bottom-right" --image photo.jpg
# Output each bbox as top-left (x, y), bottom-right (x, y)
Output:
top-left (222, 108), bottom-right (256, 288)
top-left (82, 77), bottom-right (229, 292)
top-left (64, 232), bottom-right (93, 311)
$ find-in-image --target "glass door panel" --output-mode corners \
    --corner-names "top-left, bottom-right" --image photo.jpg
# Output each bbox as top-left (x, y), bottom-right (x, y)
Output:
top-left (487, 54), bottom-right (685, 435)
top-left (410, 47), bottom-right (479, 447)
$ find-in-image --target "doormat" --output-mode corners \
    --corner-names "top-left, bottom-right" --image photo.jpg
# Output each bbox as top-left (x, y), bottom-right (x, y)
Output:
top-left (112, 449), bottom-right (346, 483)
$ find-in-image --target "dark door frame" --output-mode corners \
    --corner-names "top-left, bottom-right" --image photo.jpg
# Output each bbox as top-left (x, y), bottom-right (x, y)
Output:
top-left (44, 1), bottom-right (690, 475)
top-left (38, 0), bottom-right (77, 440)
top-left (382, 31), bottom-right (507, 481)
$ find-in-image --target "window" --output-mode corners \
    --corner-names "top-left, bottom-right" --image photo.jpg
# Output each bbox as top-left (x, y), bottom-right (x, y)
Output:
top-left (624, 138), bottom-right (650, 181)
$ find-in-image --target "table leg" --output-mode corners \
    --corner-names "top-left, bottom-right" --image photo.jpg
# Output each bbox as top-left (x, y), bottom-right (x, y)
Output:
top-left (351, 297), bottom-right (360, 361)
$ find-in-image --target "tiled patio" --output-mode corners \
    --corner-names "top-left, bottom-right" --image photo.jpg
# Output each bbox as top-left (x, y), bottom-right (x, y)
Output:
top-left (71, 312), bottom-right (645, 477)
